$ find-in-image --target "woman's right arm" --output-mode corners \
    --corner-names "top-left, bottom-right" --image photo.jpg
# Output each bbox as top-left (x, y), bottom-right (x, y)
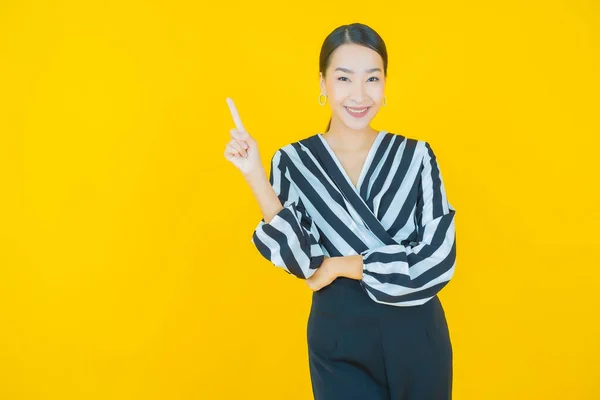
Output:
top-left (245, 150), bottom-right (326, 279)
top-left (224, 97), bottom-right (325, 279)
top-left (243, 165), bottom-right (284, 225)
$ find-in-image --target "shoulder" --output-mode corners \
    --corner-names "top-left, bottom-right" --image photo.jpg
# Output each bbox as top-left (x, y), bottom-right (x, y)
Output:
top-left (386, 131), bottom-right (428, 157)
top-left (386, 132), bottom-right (443, 170)
top-left (385, 130), bottom-right (418, 145)
top-left (274, 133), bottom-right (320, 164)
top-left (417, 139), bottom-right (449, 170)
top-left (390, 131), bottom-right (434, 154)
top-left (269, 136), bottom-right (315, 171)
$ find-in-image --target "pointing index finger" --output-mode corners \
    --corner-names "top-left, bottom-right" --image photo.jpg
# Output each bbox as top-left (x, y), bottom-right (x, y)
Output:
top-left (226, 97), bottom-right (246, 133)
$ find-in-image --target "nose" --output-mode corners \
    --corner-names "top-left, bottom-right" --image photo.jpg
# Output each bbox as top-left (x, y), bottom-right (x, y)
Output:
top-left (351, 81), bottom-right (366, 103)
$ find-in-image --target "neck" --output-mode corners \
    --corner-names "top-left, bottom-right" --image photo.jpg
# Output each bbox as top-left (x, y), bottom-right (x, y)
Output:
top-left (323, 119), bottom-right (380, 152)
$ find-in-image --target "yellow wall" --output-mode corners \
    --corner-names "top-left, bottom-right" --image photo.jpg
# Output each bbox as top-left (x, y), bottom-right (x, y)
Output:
top-left (1, 0), bottom-right (599, 399)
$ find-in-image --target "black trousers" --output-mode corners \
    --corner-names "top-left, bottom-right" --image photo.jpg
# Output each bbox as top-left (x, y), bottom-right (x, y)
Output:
top-left (307, 277), bottom-right (453, 400)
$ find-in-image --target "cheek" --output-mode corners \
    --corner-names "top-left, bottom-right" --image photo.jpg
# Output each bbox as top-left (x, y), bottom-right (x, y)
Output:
top-left (368, 87), bottom-right (384, 101)
top-left (327, 91), bottom-right (344, 105)
top-left (327, 85), bottom-right (350, 105)
top-left (331, 95), bottom-right (346, 106)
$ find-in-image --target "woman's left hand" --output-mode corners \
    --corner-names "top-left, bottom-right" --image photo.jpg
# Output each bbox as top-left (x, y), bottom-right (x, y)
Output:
top-left (305, 256), bottom-right (338, 292)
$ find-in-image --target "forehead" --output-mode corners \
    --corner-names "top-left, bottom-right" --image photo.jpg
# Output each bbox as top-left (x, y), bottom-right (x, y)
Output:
top-left (328, 44), bottom-right (383, 72)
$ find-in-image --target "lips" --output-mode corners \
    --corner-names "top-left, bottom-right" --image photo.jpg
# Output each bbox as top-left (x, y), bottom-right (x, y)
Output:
top-left (345, 106), bottom-right (370, 118)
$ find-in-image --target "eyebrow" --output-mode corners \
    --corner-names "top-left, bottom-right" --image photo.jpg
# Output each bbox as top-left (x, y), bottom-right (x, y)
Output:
top-left (334, 67), bottom-right (382, 74)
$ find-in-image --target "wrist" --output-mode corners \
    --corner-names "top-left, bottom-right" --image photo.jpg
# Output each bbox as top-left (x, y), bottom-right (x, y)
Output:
top-left (352, 254), bottom-right (365, 280)
top-left (327, 257), bottom-right (342, 279)
top-left (243, 165), bottom-right (266, 182)
top-left (330, 255), bottom-right (364, 280)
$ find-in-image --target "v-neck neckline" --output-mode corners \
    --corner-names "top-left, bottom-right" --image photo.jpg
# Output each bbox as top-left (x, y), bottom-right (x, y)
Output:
top-left (316, 130), bottom-right (386, 192)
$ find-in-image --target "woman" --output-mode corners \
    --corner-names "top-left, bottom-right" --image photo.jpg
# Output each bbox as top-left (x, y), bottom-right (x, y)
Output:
top-left (224, 22), bottom-right (456, 400)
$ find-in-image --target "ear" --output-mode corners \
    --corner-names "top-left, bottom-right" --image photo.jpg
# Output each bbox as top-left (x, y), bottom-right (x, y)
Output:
top-left (319, 72), bottom-right (326, 94)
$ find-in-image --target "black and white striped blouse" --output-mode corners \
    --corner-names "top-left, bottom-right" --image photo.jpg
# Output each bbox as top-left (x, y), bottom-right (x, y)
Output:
top-left (251, 130), bottom-right (456, 306)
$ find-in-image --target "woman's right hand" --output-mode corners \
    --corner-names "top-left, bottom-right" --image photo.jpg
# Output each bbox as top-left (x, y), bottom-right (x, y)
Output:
top-left (224, 97), bottom-right (263, 176)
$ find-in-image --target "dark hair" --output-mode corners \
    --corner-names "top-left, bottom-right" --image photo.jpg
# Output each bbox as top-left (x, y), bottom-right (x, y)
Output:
top-left (319, 23), bottom-right (388, 133)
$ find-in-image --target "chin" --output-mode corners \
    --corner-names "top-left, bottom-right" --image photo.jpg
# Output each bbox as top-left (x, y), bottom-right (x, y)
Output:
top-left (343, 121), bottom-right (372, 131)
top-left (343, 113), bottom-right (374, 125)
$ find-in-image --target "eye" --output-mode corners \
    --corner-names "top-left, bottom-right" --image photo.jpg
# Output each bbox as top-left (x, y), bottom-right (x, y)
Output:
top-left (368, 77), bottom-right (379, 82)
top-left (337, 76), bottom-right (350, 82)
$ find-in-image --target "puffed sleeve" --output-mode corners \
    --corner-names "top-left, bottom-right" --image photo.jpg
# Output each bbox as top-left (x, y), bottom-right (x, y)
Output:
top-left (251, 149), bottom-right (326, 279)
top-left (359, 141), bottom-right (457, 305)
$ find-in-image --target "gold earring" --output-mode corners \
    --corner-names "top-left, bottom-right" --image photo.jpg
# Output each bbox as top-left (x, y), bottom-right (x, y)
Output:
top-left (383, 95), bottom-right (387, 106)
top-left (318, 92), bottom-right (328, 106)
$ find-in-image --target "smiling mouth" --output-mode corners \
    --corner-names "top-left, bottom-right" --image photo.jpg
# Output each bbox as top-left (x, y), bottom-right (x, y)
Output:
top-left (344, 106), bottom-right (371, 117)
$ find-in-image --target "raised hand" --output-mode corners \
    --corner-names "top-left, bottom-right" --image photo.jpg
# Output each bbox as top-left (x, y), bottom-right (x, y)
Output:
top-left (224, 97), bottom-right (262, 175)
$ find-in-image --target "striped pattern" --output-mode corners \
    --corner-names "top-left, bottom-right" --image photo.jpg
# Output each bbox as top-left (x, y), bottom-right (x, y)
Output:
top-left (251, 130), bottom-right (456, 306)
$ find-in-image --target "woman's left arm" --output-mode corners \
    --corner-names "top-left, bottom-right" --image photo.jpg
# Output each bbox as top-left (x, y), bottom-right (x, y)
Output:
top-left (332, 142), bottom-right (457, 304)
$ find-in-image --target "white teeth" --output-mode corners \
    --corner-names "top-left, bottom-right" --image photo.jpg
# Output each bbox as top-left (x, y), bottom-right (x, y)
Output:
top-left (347, 107), bottom-right (368, 114)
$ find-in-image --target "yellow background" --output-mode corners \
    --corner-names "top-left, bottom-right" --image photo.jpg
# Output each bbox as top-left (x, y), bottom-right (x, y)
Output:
top-left (1, 0), bottom-right (599, 399)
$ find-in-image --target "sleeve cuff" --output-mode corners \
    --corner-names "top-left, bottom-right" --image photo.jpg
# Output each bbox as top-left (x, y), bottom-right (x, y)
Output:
top-left (253, 204), bottom-right (299, 232)
top-left (359, 246), bottom-right (410, 277)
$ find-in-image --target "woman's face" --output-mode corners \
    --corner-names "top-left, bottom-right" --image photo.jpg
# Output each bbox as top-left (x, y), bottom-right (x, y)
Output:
top-left (320, 43), bottom-right (386, 132)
